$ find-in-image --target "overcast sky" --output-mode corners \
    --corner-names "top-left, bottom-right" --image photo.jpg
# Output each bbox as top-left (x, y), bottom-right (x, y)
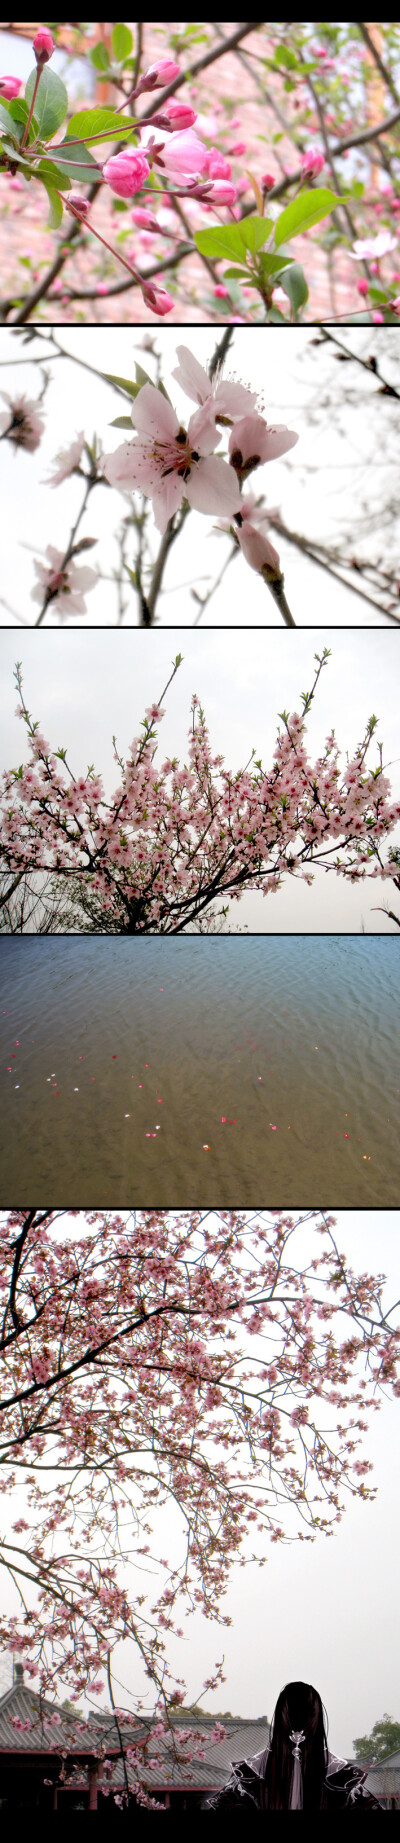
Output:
top-left (0, 326), bottom-right (398, 631)
top-left (1, 1209), bottom-right (399, 1761)
top-left (0, 625), bottom-right (399, 931)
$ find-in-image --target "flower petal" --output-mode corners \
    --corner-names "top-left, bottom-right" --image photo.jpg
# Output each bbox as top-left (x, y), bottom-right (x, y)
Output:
top-left (186, 455), bottom-right (242, 517)
top-left (130, 383), bottom-right (179, 440)
top-left (172, 345), bottom-right (212, 405)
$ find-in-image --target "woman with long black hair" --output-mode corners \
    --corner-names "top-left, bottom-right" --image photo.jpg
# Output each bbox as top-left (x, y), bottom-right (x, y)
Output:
top-left (204, 1681), bottom-right (384, 1810)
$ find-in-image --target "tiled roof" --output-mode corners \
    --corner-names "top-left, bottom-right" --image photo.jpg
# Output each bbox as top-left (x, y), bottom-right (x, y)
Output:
top-left (0, 1682), bottom-right (95, 1756)
top-left (0, 1683), bottom-right (270, 1790)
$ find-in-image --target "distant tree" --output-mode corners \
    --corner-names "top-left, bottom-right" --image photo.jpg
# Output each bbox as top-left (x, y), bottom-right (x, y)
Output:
top-left (353, 1715), bottom-right (400, 1763)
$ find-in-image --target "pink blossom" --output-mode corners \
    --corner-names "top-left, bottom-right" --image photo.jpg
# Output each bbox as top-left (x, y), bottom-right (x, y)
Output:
top-left (152, 128), bottom-right (208, 184)
top-left (131, 208), bottom-right (159, 230)
top-left (33, 26), bottom-right (54, 61)
top-left (203, 147), bottom-right (232, 180)
top-left (229, 413), bottom-right (298, 474)
top-left (141, 284), bottom-right (174, 317)
top-left (102, 382), bottom-right (242, 534)
top-left (235, 517), bottom-right (281, 576)
top-left (102, 150), bottom-right (150, 198)
top-left (163, 101), bottom-right (197, 130)
top-left (357, 278), bottom-right (369, 296)
top-left (172, 343), bottom-right (258, 433)
top-left (139, 58), bottom-right (180, 89)
top-left (0, 74), bottom-right (22, 98)
top-left (349, 231), bottom-right (397, 261)
top-left (0, 393), bottom-right (45, 452)
top-left (205, 180), bottom-right (238, 206)
top-left (45, 431), bottom-right (85, 486)
top-left (301, 145), bottom-right (325, 178)
top-left (31, 546), bottom-right (97, 620)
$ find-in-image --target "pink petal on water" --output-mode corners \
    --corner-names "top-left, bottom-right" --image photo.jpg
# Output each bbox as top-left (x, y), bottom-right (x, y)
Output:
top-left (269, 1123), bottom-right (277, 1130)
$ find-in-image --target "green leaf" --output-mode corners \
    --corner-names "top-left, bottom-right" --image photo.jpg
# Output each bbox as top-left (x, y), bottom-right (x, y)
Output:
top-left (49, 137), bottom-right (101, 182)
top-left (194, 223), bottom-right (250, 263)
top-left (258, 251), bottom-right (295, 276)
top-left (222, 266), bottom-right (254, 281)
top-left (274, 189), bottom-right (347, 248)
top-left (66, 108), bottom-right (137, 142)
top-left (110, 415), bottom-right (133, 428)
top-left (39, 182), bottom-right (63, 228)
top-left (35, 157), bottom-right (71, 191)
top-left (89, 42), bottom-right (110, 72)
top-left (240, 215), bottom-right (273, 256)
top-left (274, 44), bottom-right (298, 68)
top-left (278, 261), bottom-right (309, 312)
top-left (25, 65), bottom-right (68, 140)
top-left (112, 23), bottom-right (133, 60)
top-left (0, 101), bottom-right (17, 137)
top-left (7, 98), bottom-right (32, 125)
top-left (101, 372), bottom-right (140, 397)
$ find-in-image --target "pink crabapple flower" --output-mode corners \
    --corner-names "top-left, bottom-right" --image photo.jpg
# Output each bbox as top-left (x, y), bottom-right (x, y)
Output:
top-left (301, 145), bottom-right (325, 178)
top-left (0, 393), bottom-right (45, 452)
top-left (205, 180), bottom-right (238, 206)
top-left (45, 431), bottom-right (85, 486)
top-left (102, 150), bottom-right (150, 198)
top-left (149, 128), bottom-right (209, 184)
top-left (139, 58), bottom-right (180, 90)
top-left (33, 27), bottom-right (54, 61)
top-left (141, 284), bottom-right (174, 316)
top-left (102, 382), bottom-right (242, 535)
top-left (31, 546), bottom-right (98, 620)
top-left (349, 231), bottom-right (397, 260)
top-left (163, 101), bottom-right (197, 130)
top-left (0, 75), bottom-right (22, 98)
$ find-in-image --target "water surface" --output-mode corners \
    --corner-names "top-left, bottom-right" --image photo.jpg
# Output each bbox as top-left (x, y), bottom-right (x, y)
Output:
top-left (0, 937), bottom-right (398, 1206)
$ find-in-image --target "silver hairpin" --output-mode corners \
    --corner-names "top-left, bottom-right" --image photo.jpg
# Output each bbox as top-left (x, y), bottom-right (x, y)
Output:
top-left (289, 1729), bottom-right (306, 1759)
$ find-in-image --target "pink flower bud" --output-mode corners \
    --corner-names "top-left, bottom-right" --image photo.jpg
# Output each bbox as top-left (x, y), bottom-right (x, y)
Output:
top-left (203, 146), bottom-right (232, 180)
top-left (205, 180), bottom-right (237, 206)
top-left (214, 285), bottom-right (229, 298)
top-left (0, 74), bottom-right (22, 98)
top-left (33, 26), bottom-right (55, 62)
top-left (301, 146), bottom-right (325, 178)
top-left (237, 521), bottom-right (281, 576)
top-left (357, 278), bottom-right (369, 295)
top-left (140, 58), bottom-right (180, 90)
top-left (163, 101), bottom-right (197, 130)
top-left (372, 310), bottom-right (384, 323)
top-left (261, 173), bottom-right (275, 190)
top-left (96, 283), bottom-right (108, 295)
top-left (102, 150), bottom-right (150, 198)
top-left (131, 207), bottom-right (159, 230)
top-left (142, 284), bottom-right (174, 317)
top-left (68, 194), bottom-right (90, 213)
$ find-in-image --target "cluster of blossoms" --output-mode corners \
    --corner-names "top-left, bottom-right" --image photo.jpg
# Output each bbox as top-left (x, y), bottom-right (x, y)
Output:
top-left (1, 653), bottom-right (399, 934)
top-left (102, 343), bottom-right (298, 539)
top-left (0, 1204), bottom-right (399, 1746)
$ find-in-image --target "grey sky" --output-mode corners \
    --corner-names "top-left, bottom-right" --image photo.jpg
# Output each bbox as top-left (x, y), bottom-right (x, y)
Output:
top-left (0, 1209), bottom-right (398, 1760)
top-left (0, 625), bottom-right (399, 931)
top-left (0, 326), bottom-right (398, 630)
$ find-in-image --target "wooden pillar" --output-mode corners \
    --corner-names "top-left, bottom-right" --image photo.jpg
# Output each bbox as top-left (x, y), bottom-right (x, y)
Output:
top-left (88, 1764), bottom-right (98, 1810)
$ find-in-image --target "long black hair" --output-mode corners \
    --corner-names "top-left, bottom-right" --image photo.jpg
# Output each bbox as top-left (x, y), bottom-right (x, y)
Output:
top-left (262, 1680), bottom-right (330, 1810)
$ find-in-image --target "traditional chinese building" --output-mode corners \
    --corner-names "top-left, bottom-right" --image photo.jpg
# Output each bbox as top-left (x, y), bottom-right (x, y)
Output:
top-left (0, 1668), bottom-right (271, 1810)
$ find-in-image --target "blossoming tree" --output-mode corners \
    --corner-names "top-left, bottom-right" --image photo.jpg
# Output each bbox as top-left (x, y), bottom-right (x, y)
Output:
top-left (0, 1206), bottom-right (399, 1805)
top-left (1, 650), bottom-right (400, 933)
